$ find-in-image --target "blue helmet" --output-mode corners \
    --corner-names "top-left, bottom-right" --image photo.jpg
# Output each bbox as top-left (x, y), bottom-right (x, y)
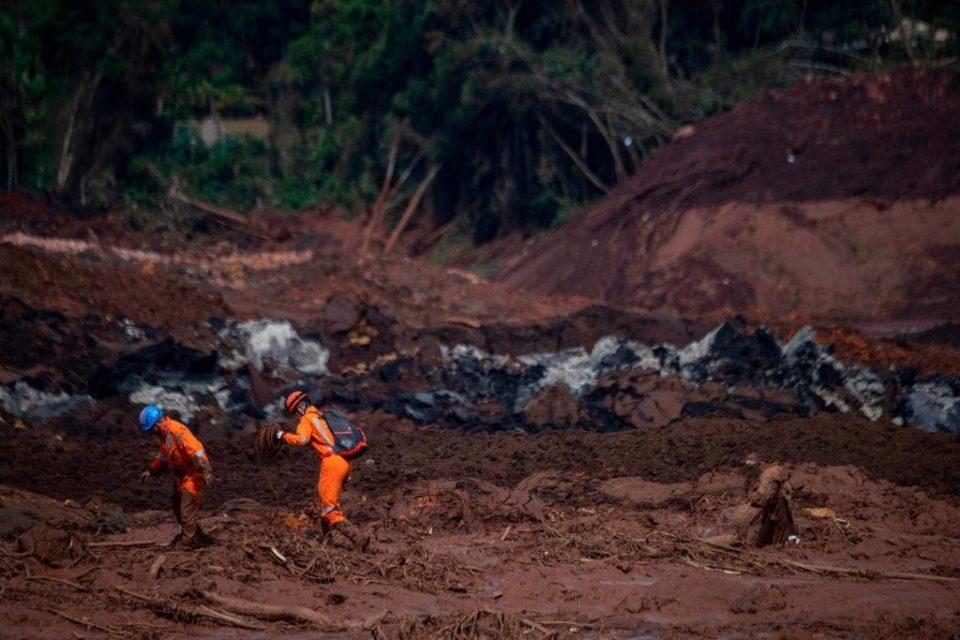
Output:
top-left (139, 405), bottom-right (164, 431)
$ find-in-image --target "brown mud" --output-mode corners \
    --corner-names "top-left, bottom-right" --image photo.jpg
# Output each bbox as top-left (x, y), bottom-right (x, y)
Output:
top-left (501, 69), bottom-right (960, 324)
top-left (3, 71), bottom-right (960, 638)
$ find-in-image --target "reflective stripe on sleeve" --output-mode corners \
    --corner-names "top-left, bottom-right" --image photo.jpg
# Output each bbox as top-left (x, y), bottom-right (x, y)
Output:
top-left (193, 449), bottom-right (205, 458)
top-left (311, 417), bottom-right (336, 449)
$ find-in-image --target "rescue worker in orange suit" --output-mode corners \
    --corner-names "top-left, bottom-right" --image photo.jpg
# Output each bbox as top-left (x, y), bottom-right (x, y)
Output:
top-left (138, 405), bottom-right (216, 548)
top-left (275, 390), bottom-right (369, 549)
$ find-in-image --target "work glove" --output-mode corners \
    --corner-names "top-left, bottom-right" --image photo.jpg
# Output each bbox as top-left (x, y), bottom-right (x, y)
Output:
top-left (275, 426), bottom-right (284, 441)
top-left (202, 469), bottom-right (217, 487)
top-left (139, 470), bottom-right (151, 483)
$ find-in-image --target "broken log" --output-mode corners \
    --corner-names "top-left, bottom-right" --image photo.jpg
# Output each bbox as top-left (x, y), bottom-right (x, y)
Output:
top-left (410, 220), bottom-right (454, 255)
top-left (778, 559), bottom-right (960, 583)
top-left (114, 586), bottom-right (265, 631)
top-left (199, 590), bottom-right (343, 629)
top-left (168, 190), bottom-right (249, 226)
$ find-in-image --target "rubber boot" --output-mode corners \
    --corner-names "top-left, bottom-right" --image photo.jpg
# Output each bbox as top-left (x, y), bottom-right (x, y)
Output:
top-left (196, 526), bottom-right (215, 546)
top-left (328, 520), bottom-right (371, 551)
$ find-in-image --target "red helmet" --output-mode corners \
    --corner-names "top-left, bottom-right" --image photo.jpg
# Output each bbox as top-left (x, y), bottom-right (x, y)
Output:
top-left (284, 390), bottom-right (309, 414)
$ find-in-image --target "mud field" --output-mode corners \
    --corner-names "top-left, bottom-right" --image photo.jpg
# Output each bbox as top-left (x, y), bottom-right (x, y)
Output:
top-left (3, 72), bottom-right (960, 639)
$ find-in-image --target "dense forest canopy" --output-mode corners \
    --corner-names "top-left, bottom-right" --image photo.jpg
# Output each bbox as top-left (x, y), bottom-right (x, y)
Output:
top-left (1, 0), bottom-right (958, 242)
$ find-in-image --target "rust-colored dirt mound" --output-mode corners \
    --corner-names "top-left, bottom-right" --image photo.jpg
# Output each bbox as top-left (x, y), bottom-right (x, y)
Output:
top-left (0, 244), bottom-right (226, 339)
top-left (502, 69), bottom-right (960, 323)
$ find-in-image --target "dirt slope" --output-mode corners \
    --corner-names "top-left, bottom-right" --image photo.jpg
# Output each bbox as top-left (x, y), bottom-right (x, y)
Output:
top-left (501, 69), bottom-right (960, 323)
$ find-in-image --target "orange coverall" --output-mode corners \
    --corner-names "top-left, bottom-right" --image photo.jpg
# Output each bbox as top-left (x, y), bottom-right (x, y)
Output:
top-left (281, 405), bottom-right (350, 528)
top-left (148, 417), bottom-right (211, 542)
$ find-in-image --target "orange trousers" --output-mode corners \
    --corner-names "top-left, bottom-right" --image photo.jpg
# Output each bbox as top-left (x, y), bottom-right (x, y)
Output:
top-left (316, 454), bottom-right (350, 528)
top-left (176, 473), bottom-right (203, 498)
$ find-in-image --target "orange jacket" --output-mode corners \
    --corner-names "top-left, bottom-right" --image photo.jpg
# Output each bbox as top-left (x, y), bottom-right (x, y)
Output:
top-left (148, 417), bottom-right (212, 480)
top-left (281, 406), bottom-right (338, 458)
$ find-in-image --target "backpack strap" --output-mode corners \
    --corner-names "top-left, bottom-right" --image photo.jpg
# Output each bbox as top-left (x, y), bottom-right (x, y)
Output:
top-left (311, 415), bottom-right (336, 450)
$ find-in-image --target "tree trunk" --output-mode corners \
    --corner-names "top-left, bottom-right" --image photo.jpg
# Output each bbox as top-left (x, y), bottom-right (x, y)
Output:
top-left (383, 163), bottom-right (440, 255)
top-left (658, 0), bottom-right (670, 78)
top-left (710, 0), bottom-right (723, 63)
top-left (358, 136), bottom-right (400, 263)
top-left (323, 86), bottom-right (333, 125)
top-left (55, 70), bottom-right (103, 199)
top-left (55, 87), bottom-right (83, 193)
top-left (888, 0), bottom-right (916, 63)
top-left (1, 119), bottom-right (15, 190)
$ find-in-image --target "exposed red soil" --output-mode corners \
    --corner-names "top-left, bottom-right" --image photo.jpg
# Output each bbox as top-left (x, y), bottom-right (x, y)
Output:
top-left (0, 244), bottom-right (226, 343)
top-left (501, 69), bottom-right (960, 324)
top-left (2, 421), bottom-right (960, 638)
top-left (3, 70), bottom-right (960, 637)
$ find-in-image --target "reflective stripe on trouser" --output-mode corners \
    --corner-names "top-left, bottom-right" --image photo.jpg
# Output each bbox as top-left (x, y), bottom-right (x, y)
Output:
top-left (172, 486), bottom-right (201, 543)
top-left (316, 454), bottom-right (350, 527)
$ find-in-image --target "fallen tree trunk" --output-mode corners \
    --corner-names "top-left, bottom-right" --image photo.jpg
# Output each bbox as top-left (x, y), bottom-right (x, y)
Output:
top-left (168, 190), bottom-right (249, 226)
top-left (114, 587), bottom-right (264, 631)
top-left (198, 590), bottom-right (343, 629)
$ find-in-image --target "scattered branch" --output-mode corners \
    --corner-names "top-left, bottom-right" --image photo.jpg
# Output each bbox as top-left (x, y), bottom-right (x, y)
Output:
top-left (48, 608), bottom-right (124, 637)
top-left (26, 576), bottom-right (90, 592)
top-left (148, 554), bottom-right (166, 580)
top-left (114, 587), bottom-right (265, 631)
top-left (199, 590), bottom-right (345, 629)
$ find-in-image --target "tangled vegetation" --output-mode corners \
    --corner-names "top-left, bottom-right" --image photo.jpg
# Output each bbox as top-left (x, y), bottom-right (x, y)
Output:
top-left (2, 1), bottom-right (958, 242)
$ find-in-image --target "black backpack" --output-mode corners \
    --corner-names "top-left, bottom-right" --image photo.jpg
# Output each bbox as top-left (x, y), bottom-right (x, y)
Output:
top-left (323, 410), bottom-right (368, 460)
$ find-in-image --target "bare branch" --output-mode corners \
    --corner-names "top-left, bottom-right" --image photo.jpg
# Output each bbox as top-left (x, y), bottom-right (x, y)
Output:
top-left (384, 163), bottom-right (441, 255)
top-left (537, 113), bottom-right (612, 193)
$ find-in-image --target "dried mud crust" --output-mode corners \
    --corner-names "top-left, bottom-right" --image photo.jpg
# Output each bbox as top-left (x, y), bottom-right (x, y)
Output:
top-left (1, 458), bottom-right (959, 639)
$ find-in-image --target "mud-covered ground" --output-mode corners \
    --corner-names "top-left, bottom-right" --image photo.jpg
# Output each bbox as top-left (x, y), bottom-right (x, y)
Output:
top-left (2, 81), bottom-right (960, 638)
top-left (2, 432), bottom-right (960, 639)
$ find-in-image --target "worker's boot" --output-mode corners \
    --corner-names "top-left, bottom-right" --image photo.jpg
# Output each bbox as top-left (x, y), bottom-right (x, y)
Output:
top-left (327, 520), bottom-right (371, 552)
top-left (196, 526), bottom-right (215, 546)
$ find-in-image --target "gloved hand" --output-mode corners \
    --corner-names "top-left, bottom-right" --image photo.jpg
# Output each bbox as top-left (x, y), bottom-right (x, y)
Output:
top-left (202, 469), bottom-right (217, 487)
top-left (275, 426), bottom-right (284, 441)
top-left (139, 470), bottom-right (151, 483)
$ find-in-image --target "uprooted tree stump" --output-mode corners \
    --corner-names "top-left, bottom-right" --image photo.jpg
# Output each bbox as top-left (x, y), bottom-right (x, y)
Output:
top-left (749, 466), bottom-right (797, 548)
top-left (17, 524), bottom-right (84, 567)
